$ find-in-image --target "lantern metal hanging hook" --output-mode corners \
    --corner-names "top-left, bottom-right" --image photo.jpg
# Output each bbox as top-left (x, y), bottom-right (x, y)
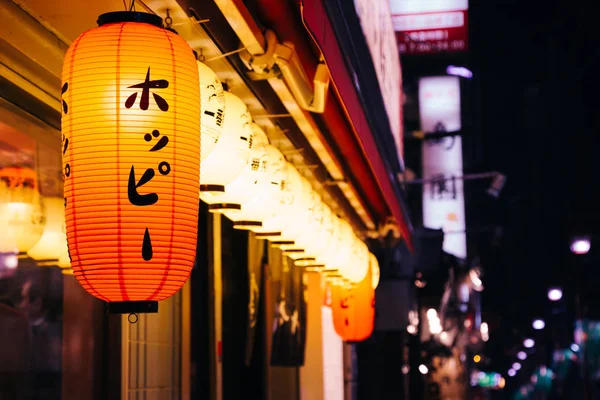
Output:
top-left (165, 9), bottom-right (173, 29)
top-left (197, 48), bottom-right (206, 62)
top-left (128, 312), bottom-right (139, 324)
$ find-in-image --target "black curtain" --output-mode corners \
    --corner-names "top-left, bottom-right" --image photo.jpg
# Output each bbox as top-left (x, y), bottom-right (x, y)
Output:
top-left (191, 201), bottom-right (210, 399)
top-left (221, 218), bottom-right (265, 400)
top-left (270, 248), bottom-right (307, 367)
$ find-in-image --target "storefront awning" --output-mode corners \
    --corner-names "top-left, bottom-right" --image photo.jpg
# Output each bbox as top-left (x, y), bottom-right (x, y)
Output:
top-left (302, 0), bottom-right (413, 249)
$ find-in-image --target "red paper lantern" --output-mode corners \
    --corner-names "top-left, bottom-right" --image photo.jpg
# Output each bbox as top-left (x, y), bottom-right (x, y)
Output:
top-left (330, 264), bottom-right (374, 342)
top-left (61, 12), bottom-right (200, 312)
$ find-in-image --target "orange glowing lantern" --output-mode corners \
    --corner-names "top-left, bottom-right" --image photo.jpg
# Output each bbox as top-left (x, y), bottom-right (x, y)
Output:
top-left (330, 263), bottom-right (375, 342)
top-left (0, 166), bottom-right (44, 253)
top-left (61, 12), bottom-right (200, 312)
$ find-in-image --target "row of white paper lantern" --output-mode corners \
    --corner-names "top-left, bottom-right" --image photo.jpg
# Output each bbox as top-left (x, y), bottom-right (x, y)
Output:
top-left (196, 61), bottom-right (372, 284)
top-left (0, 60), bottom-right (375, 283)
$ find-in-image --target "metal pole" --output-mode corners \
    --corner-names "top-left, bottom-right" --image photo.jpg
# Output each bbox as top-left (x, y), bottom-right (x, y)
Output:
top-left (403, 172), bottom-right (499, 186)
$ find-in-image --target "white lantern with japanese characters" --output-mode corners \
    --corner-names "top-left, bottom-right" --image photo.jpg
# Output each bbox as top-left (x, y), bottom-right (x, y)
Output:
top-left (273, 172), bottom-right (313, 253)
top-left (295, 202), bottom-right (334, 267)
top-left (27, 196), bottom-right (68, 264)
top-left (224, 143), bottom-right (285, 229)
top-left (344, 236), bottom-right (369, 284)
top-left (0, 166), bottom-right (44, 253)
top-left (200, 91), bottom-right (253, 209)
top-left (198, 61), bottom-right (225, 161)
top-left (212, 123), bottom-right (268, 216)
top-left (315, 214), bottom-right (343, 272)
top-left (282, 187), bottom-right (321, 260)
top-left (323, 218), bottom-right (354, 276)
top-left (254, 162), bottom-right (299, 245)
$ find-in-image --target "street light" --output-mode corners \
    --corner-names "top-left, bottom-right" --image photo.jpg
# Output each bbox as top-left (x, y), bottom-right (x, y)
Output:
top-left (446, 65), bottom-right (473, 79)
top-left (508, 368), bottom-right (517, 377)
top-left (517, 351), bottom-right (527, 361)
top-left (524, 338), bottom-right (535, 348)
top-left (548, 287), bottom-right (563, 301)
top-left (570, 236), bottom-right (591, 255)
top-left (480, 322), bottom-right (490, 342)
top-left (571, 343), bottom-right (580, 352)
top-left (513, 362), bottom-right (522, 371)
top-left (419, 364), bottom-right (429, 375)
top-left (532, 319), bottom-right (545, 330)
top-left (469, 269), bottom-right (483, 291)
top-left (407, 324), bottom-right (418, 335)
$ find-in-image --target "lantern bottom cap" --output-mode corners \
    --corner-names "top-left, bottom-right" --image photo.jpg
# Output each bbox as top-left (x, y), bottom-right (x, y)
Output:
top-left (233, 221), bottom-right (262, 229)
top-left (282, 248), bottom-right (305, 253)
top-left (255, 231), bottom-right (281, 237)
top-left (208, 203), bottom-right (241, 212)
top-left (106, 300), bottom-right (159, 314)
top-left (200, 184), bottom-right (225, 193)
top-left (294, 257), bottom-right (316, 262)
top-left (271, 240), bottom-right (295, 246)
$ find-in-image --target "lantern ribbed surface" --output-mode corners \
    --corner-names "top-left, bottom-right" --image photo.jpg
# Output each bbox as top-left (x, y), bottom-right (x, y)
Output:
top-left (331, 266), bottom-right (374, 342)
top-left (61, 16), bottom-right (200, 302)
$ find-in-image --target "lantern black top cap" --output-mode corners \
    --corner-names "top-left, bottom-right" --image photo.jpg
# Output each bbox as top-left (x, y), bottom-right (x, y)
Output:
top-left (97, 11), bottom-right (163, 28)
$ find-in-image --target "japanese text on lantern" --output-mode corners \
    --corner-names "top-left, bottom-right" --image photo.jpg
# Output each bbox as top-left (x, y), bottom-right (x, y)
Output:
top-left (125, 67), bottom-right (171, 261)
top-left (62, 66), bottom-right (174, 263)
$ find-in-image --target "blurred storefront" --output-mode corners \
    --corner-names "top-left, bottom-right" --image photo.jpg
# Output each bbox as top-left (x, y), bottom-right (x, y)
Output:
top-left (0, 0), bottom-right (410, 399)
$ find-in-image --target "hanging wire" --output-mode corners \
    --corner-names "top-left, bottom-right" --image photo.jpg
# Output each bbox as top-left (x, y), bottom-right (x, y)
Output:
top-left (204, 46), bottom-right (248, 62)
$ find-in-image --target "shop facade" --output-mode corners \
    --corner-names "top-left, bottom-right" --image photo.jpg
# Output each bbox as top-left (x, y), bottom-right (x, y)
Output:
top-left (0, 0), bottom-right (409, 399)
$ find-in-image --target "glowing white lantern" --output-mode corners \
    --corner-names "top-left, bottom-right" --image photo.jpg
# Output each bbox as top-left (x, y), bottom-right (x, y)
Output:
top-left (370, 252), bottom-right (380, 289)
top-left (294, 200), bottom-right (334, 267)
top-left (0, 166), bottom-right (44, 253)
top-left (321, 217), bottom-right (354, 275)
top-left (0, 201), bottom-right (44, 253)
top-left (200, 91), bottom-right (253, 208)
top-left (344, 236), bottom-right (369, 284)
top-left (263, 163), bottom-right (306, 247)
top-left (198, 61), bottom-right (225, 161)
top-left (213, 124), bottom-right (269, 216)
top-left (277, 175), bottom-right (315, 255)
top-left (27, 197), bottom-right (68, 264)
top-left (317, 215), bottom-right (343, 271)
top-left (224, 144), bottom-right (286, 229)
top-left (252, 160), bottom-right (293, 240)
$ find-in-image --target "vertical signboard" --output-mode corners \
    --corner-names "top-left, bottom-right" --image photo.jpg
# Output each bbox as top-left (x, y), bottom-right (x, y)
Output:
top-left (390, 0), bottom-right (469, 55)
top-left (354, 0), bottom-right (404, 160)
top-left (419, 76), bottom-right (466, 259)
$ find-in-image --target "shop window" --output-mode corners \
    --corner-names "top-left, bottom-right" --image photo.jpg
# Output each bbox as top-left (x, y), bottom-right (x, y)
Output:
top-left (0, 114), bottom-right (64, 400)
